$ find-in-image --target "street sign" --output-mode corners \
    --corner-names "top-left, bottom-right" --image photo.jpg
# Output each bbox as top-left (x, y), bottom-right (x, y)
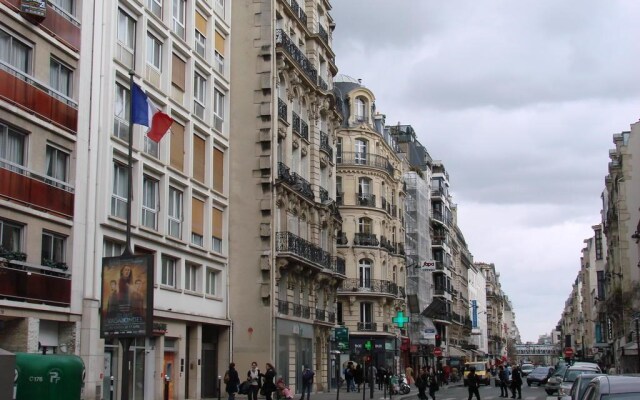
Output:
top-left (335, 327), bottom-right (349, 351)
top-left (564, 347), bottom-right (574, 358)
top-left (433, 347), bottom-right (443, 357)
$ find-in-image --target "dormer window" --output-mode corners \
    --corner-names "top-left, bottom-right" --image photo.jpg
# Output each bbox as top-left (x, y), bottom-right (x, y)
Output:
top-left (355, 97), bottom-right (366, 122)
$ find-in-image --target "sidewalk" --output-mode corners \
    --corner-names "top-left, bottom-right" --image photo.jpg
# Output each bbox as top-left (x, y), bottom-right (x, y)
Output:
top-left (299, 382), bottom-right (464, 400)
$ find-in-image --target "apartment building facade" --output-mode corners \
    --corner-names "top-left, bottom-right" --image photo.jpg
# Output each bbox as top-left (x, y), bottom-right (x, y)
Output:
top-left (0, 0), bottom-right (82, 360)
top-left (333, 76), bottom-right (408, 371)
top-left (229, 0), bottom-right (343, 393)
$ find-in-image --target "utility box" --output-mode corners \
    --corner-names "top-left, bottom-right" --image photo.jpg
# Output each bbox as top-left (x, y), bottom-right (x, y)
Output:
top-left (15, 353), bottom-right (85, 400)
top-left (0, 348), bottom-right (15, 400)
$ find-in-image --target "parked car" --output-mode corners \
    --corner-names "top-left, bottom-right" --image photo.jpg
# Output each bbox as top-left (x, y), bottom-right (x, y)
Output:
top-left (463, 362), bottom-right (491, 386)
top-left (546, 365), bottom-right (568, 395)
top-left (566, 373), bottom-right (606, 400)
top-left (520, 363), bottom-right (535, 377)
top-left (581, 375), bottom-right (640, 399)
top-left (551, 363), bottom-right (602, 396)
top-left (527, 366), bottom-right (554, 386)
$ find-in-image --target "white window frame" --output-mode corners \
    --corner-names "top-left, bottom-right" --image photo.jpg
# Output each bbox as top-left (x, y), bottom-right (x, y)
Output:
top-left (214, 50), bottom-right (224, 75)
top-left (172, 0), bottom-right (186, 39)
top-left (193, 72), bottom-right (206, 119)
top-left (111, 162), bottom-right (128, 219)
top-left (355, 97), bottom-right (366, 122)
top-left (213, 88), bottom-right (224, 132)
top-left (146, 32), bottom-right (162, 71)
top-left (113, 83), bottom-right (130, 140)
top-left (184, 263), bottom-right (199, 292)
top-left (161, 255), bottom-right (177, 288)
top-left (205, 267), bottom-right (218, 296)
top-left (142, 175), bottom-right (159, 230)
top-left (51, 0), bottom-right (74, 16)
top-left (147, 0), bottom-right (162, 18)
top-left (359, 259), bottom-right (371, 288)
top-left (0, 123), bottom-right (26, 170)
top-left (41, 231), bottom-right (66, 263)
top-left (117, 9), bottom-right (136, 68)
top-left (360, 302), bottom-right (373, 324)
top-left (355, 139), bottom-right (367, 164)
top-left (49, 58), bottom-right (73, 98)
top-left (195, 30), bottom-right (206, 58)
top-left (214, 0), bottom-right (224, 17)
top-left (103, 239), bottom-right (124, 257)
top-left (0, 27), bottom-right (32, 74)
top-left (0, 219), bottom-right (23, 252)
top-left (168, 186), bottom-right (183, 238)
top-left (45, 144), bottom-right (70, 186)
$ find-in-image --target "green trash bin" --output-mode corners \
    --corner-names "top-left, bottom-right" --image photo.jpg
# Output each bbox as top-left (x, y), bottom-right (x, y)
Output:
top-left (15, 353), bottom-right (85, 400)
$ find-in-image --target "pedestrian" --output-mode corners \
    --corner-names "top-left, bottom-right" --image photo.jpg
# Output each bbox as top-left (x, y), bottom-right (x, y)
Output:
top-left (344, 362), bottom-right (355, 392)
top-left (405, 365), bottom-right (414, 385)
top-left (415, 366), bottom-right (428, 400)
top-left (498, 365), bottom-right (508, 398)
top-left (247, 361), bottom-right (261, 400)
top-left (354, 364), bottom-right (364, 392)
top-left (300, 367), bottom-right (314, 400)
top-left (510, 366), bottom-right (522, 399)
top-left (377, 366), bottom-right (386, 390)
top-left (608, 364), bottom-right (617, 375)
top-left (370, 365), bottom-right (378, 390)
top-left (225, 363), bottom-right (241, 400)
top-left (466, 366), bottom-right (481, 400)
top-left (261, 363), bottom-right (277, 400)
top-left (427, 367), bottom-right (439, 400)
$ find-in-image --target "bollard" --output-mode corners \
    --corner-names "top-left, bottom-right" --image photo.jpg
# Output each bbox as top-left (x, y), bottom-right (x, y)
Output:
top-left (218, 376), bottom-right (222, 400)
top-left (110, 376), bottom-right (115, 400)
top-left (164, 375), bottom-right (170, 400)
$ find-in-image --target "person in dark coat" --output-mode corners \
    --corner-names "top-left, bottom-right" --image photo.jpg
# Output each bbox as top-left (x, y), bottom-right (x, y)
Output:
top-left (261, 363), bottom-right (277, 400)
top-left (427, 367), bottom-right (439, 400)
top-left (498, 365), bottom-right (509, 397)
top-left (354, 364), bottom-right (364, 392)
top-left (377, 366), bottom-right (386, 390)
top-left (466, 367), bottom-right (481, 400)
top-left (225, 363), bottom-right (241, 400)
top-left (415, 367), bottom-right (428, 400)
top-left (510, 366), bottom-right (522, 399)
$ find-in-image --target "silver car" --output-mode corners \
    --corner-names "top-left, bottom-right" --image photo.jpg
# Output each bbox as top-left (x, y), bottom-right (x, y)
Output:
top-left (557, 364), bottom-right (602, 397)
top-left (581, 375), bottom-right (640, 399)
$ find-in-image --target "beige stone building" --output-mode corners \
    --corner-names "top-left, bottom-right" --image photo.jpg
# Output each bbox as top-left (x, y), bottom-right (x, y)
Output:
top-left (332, 76), bottom-right (408, 371)
top-left (229, 0), bottom-right (342, 393)
top-left (478, 262), bottom-right (505, 361)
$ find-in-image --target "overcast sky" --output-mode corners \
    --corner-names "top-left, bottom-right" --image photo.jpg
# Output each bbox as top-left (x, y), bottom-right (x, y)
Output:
top-left (330, 0), bottom-right (640, 343)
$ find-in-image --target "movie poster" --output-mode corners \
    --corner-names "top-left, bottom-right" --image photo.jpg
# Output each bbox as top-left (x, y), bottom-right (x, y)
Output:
top-left (100, 254), bottom-right (154, 338)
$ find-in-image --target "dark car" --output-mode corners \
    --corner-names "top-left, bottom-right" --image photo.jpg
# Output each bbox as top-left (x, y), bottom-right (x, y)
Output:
top-left (567, 373), bottom-right (606, 400)
top-left (547, 363), bottom-right (601, 396)
top-left (527, 366), bottom-right (554, 386)
top-left (581, 375), bottom-right (640, 399)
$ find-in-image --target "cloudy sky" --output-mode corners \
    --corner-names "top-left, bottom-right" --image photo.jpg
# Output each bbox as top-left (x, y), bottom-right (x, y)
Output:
top-left (330, 0), bottom-right (640, 343)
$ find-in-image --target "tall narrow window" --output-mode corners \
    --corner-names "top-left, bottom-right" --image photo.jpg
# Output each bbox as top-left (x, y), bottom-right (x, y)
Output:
top-left (193, 135), bottom-right (205, 182)
top-left (147, 0), bottom-right (162, 18)
top-left (195, 12), bottom-right (207, 58)
top-left (50, 58), bottom-right (73, 97)
top-left (111, 162), bottom-right (128, 219)
top-left (142, 175), bottom-right (159, 230)
top-left (205, 268), bottom-right (218, 296)
top-left (113, 83), bottom-right (130, 140)
top-left (161, 255), bottom-right (177, 288)
top-left (0, 28), bottom-right (32, 73)
top-left (0, 219), bottom-right (23, 252)
top-left (170, 120), bottom-right (185, 171)
top-left (359, 259), bottom-right (371, 288)
top-left (336, 137), bottom-right (342, 163)
top-left (355, 139), bottom-right (367, 164)
top-left (184, 263), bottom-right (199, 291)
top-left (45, 145), bottom-right (69, 187)
top-left (146, 33), bottom-right (162, 71)
top-left (172, 0), bottom-right (186, 39)
top-left (41, 231), bottom-right (66, 264)
top-left (355, 98), bottom-right (366, 122)
top-left (191, 197), bottom-right (204, 246)
top-left (214, 31), bottom-right (225, 74)
top-left (595, 228), bottom-right (603, 260)
top-left (171, 53), bottom-right (186, 93)
top-left (212, 207), bottom-right (223, 253)
top-left (213, 89), bottom-right (224, 132)
top-left (168, 186), bottom-right (183, 238)
top-left (212, 148), bottom-right (224, 193)
top-left (193, 72), bottom-right (206, 119)
top-left (360, 302), bottom-right (373, 327)
top-left (358, 217), bottom-right (372, 234)
top-left (0, 124), bottom-right (25, 171)
top-left (117, 9), bottom-right (136, 68)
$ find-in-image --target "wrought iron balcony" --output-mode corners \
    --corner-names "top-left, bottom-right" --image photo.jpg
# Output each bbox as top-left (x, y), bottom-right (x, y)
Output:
top-left (300, 120), bottom-right (309, 140)
top-left (394, 242), bottom-right (406, 256)
top-left (278, 98), bottom-right (288, 122)
top-left (340, 278), bottom-right (400, 297)
top-left (315, 308), bottom-right (325, 321)
top-left (327, 312), bottom-right (336, 323)
top-left (278, 299), bottom-right (289, 314)
top-left (380, 236), bottom-right (395, 252)
top-left (357, 322), bottom-right (377, 332)
top-left (338, 152), bottom-right (394, 175)
top-left (276, 231), bottom-right (331, 269)
top-left (334, 256), bottom-right (346, 274)
top-left (288, 0), bottom-right (307, 25)
top-left (353, 233), bottom-right (379, 247)
top-left (336, 192), bottom-right (344, 205)
top-left (275, 29), bottom-right (317, 84)
top-left (336, 232), bottom-right (348, 246)
top-left (320, 131), bottom-right (333, 158)
top-left (277, 162), bottom-right (314, 201)
top-left (317, 76), bottom-right (328, 91)
top-left (317, 23), bottom-right (329, 45)
top-left (319, 186), bottom-right (329, 203)
top-left (292, 111), bottom-right (301, 135)
top-left (356, 193), bottom-right (376, 207)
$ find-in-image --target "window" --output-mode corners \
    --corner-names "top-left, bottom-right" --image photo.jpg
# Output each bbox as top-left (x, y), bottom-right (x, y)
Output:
top-left (212, 207), bottom-right (223, 253)
top-left (214, 31), bottom-right (225, 74)
top-left (142, 175), bottom-right (159, 230)
top-left (170, 120), bottom-right (185, 171)
top-left (147, 0), bottom-right (162, 18)
top-left (50, 58), bottom-right (73, 97)
top-left (168, 186), bottom-right (183, 238)
top-left (45, 145), bottom-right (69, 186)
top-left (193, 72), bottom-right (206, 119)
top-left (161, 255), bottom-right (177, 288)
top-left (360, 302), bottom-right (373, 325)
top-left (146, 33), bottom-right (162, 70)
top-left (214, 0), bottom-right (224, 16)
top-left (103, 239), bottom-right (124, 257)
top-left (184, 263), bottom-right (199, 292)
top-left (51, 0), bottom-right (74, 16)
top-left (358, 217), bottom-right (372, 234)
top-left (337, 302), bottom-right (343, 325)
top-left (113, 83), bottom-right (130, 140)
top-left (355, 97), bottom-right (366, 122)
top-left (359, 259), bottom-right (371, 288)
top-left (192, 135), bottom-right (205, 182)
top-left (171, 53), bottom-right (186, 92)
top-left (195, 12), bottom-right (207, 58)
top-left (111, 162), bottom-right (128, 219)
top-left (205, 268), bottom-right (218, 296)
top-left (595, 228), bottom-right (603, 260)
top-left (212, 148), bottom-right (224, 193)
top-left (172, 0), bottom-right (186, 39)
top-left (144, 135), bottom-right (159, 158)
top-left (0, 123), bottom-right (26, 171)
top-left (42, 231), bottom-right (66, 263)
top-left (0, 27), bottom-right (32, 73)
top-left (336, 137), bottom-right (342, 163)
top-left (191, 197), bottom-right (204, 246)
top-left (117, 9), bottom-right (136, 68)
top-left (355, 139), bottom-right (367, 164)
top-left (213, 89), bottom-right (224, 132)
top-left (0, 219), bottom-right (23, 252)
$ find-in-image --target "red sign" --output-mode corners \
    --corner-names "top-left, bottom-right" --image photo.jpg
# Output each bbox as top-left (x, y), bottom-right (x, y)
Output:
top-left (564, 347), bottom-right (574, 357)
top-left (433, 347), bottom-right (443, 357)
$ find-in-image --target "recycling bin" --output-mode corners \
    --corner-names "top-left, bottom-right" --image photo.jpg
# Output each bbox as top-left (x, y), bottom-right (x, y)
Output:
top-left (15, 353), bottom-right (85, 400)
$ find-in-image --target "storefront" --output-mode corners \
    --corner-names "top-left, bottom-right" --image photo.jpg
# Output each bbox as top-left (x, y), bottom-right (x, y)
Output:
top-left (276, 319), bottom-right (314, 392)
top-left (349, 336), bottom-right (398, 373)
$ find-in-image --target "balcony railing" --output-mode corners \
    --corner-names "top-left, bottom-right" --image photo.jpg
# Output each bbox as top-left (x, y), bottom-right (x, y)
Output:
top-left (0, 61), bottom-right (78, 132)
top-left (336, 192), bottom-right (344, 205)
top-left (319, 186), bottom-right (329, 203)
top-left (300, 120), bottom-right (309, 140)
top-left (320, 131), bottom-right (333, 159)
top-left (0, 161), bottom-right (75, 218)
top-left (0, 259), bottom-right (71, 307)
top-left (288, 0), bottom-right (307, 25)
top-left (275, 29), bottom-right (317, 84)
top-left (278, 299), bottom-right (289, 314)
top-left (357, 322), bottom-right (377, 332)
top-left (336, 232), bottom-right (348, 246)
top-left (277, 162), bottom-right (314, 201)
top-left (327, 311), bottom-right (336, 323)
top-left (278, 98), bottom-right (288, 122)
top-left (356, 193), bottom-right (376, 207)
top-left (276, 231), bottom-right (331, 269)
top-left (353, 233), bottom-right (379, 247)
top-left (292, 111), bottom-right (301, 135)
top-left (317, 23), bottom-right (329, 45)
top-left (338, 152), bottom-right (394, 175)
top-left (380, 236), bottom-right (395, 253)
top-left (340, 278), bottom-right (401, 297)
top-left (317, 76), bottom-right (328, 91)
top-left (315, 308), bottom-right (325, 321)
top-left (334, 256), bottom-right (346, 274)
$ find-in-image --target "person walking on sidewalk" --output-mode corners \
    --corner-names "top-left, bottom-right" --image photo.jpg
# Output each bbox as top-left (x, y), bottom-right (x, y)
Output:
top-left (300, 367), bottom-right (314, 400)
top-left (498, 365), bottom-right (508, 398)
top-left (247, 361), bottom-right (261, 400)
top-left (415, 367), bottom-right (428, 400)
top-left (225, 363), bottom-right (241, 400)
top-left (466, 367), bottom-right (481, 400)
top-left (510, 366), bottom-right (522, 399)
top-left (427, 367), bottom-right (439, 400)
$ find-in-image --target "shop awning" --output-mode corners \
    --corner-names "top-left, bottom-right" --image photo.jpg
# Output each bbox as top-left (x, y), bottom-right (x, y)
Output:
top-left (449, 346), bottom-right (466, 358)
top-left (421, 297), bottom-right (447, 319)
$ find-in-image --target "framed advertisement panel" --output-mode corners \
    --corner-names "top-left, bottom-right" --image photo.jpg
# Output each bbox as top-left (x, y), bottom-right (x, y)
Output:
top-left (100, 254), bottom-right (154, 338)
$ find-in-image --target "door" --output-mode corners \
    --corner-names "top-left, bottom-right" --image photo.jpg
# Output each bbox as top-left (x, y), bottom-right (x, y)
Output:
top-left (164, 352), bottom-right (175, 400)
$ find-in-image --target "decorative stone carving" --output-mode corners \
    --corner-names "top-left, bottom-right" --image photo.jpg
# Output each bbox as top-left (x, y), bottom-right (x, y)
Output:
top-left (301, 146), bottom-right (308, 156)
top-left (292, 137), bottom-right (299, 149)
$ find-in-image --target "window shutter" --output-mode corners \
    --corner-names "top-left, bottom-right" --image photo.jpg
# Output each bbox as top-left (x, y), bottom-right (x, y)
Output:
top-left (215, 31), bottom-right (225, 55)
top-left (170, 121), bottom-right (185, 171)
top-left (192, 197), bottom-right (204, 236)
top-left (213, 148), bottom-right (224, 193)
top-left (212, 208), bottom-right (223, 239)
top-left (172, 53), bottom-right (186, 90)
top-left (193, 135), bottom-right (205, 183)
top-left (195, 12), bottom-right (207, 34)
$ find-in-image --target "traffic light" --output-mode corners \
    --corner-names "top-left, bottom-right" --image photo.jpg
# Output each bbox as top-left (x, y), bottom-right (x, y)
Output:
top-left (435, 334), bottom-right (442, 347)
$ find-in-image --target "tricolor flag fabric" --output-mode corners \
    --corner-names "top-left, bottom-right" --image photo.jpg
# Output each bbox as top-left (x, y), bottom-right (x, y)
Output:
top-left (131, 82), bottom-right (174, 142)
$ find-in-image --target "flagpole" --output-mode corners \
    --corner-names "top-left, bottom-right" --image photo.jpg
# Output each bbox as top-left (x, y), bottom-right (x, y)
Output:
top-left (125, 70), bottom-right (135, 257)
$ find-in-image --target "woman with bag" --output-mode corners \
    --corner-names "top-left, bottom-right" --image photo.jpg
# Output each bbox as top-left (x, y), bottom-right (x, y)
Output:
top-left (261, 363), bottom-right (277, 400)
top-left (225, 363), bottom-right (241, 400)
top-left (247, 361), bottom-right (261, 400)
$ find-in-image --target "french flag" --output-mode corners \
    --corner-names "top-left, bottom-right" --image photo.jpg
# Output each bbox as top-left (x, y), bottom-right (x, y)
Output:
top-left (131, 82), bottom-right (174, 142)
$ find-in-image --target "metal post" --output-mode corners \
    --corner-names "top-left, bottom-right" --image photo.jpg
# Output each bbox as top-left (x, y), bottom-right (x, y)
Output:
top-left (369, 364), bottom-right (373, 399)
top-left (110, 376), bottom-right (114, 400)
top-left (335, 361), bottom-right (340, 400)
top-left (362, 358), bottom-right (366, 400)
top-left (119, 337), bottom-right (132, 400)
top-left (124, 71), bottom-right (136, 257)
top-left (218, 376), bottom-right (222, 400)
top-left (636, 318), bottom-right (640, 373)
